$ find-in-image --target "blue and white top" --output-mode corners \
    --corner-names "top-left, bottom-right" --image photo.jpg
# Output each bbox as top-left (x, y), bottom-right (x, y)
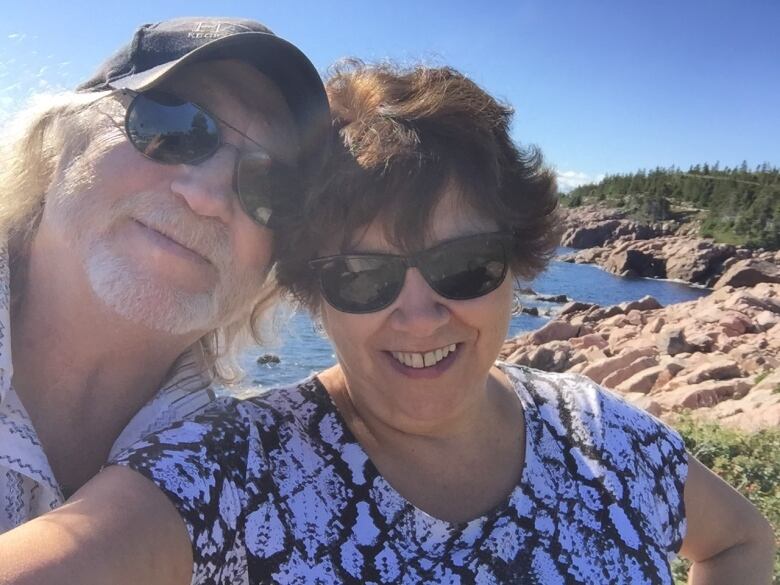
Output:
top-left (113, 363), bottom-right (688, 585)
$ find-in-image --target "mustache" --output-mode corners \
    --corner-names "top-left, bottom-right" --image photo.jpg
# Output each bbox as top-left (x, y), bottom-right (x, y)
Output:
top-left (114, 193), bottom-right (232, 268)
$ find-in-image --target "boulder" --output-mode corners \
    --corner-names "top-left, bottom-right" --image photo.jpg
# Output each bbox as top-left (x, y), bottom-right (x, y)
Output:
top-left (723, 290), bottom-right (780, 314)
top-left (665, 240), bottom-right (735, 284)
top-left (696, 385), bottom-right (780, 432)
top-left (536, 294), bottom-right (570, 303)
top-left (656, 327), bottom-right (691, 356)
top-left (713, 259), bottom-right (780, 289)
top-left (598, 306), bottom-right (626, 320)
top-left (580, 347), bottom-right (657, 384)
top-left (559, 301), bottom-right (597, 316)
top-left (603, 249), bottom-right (666, 278)
top-left (565, 248), bottom-right (607, 265)
top-left (620, 295), bottom-right (663, 312)
top-left (530, 320), bottom-right (581, 345)
top-left (602, 314), bottom-right (630, 329)
top-left (653, 360), bottom-right (686, 388)
top-left (673, 358), bottom-right (742, 386)
top-left (615, 365), bottom-right (666, 394)
top-left (718, 312), bottom-right (753, 336)
top-left (685, 332), bottom-right (715, 353)
top-left (508, 341), bottom-right (573, 373)
top-left (562, 220), bottom-right (625, 248)
top-left (654, 378), bottom-right (752, 410)
top-left (579, 346), bottom-right (609, 364)
top-left (601, 355), bottom-right (659, 388)
top-left (569, 333), bottom-right (609, 350)
top-left (607, 325), bottom-right (640, 348)
top-left (755, 310), bottom-right (780, 331)
top-left (642, 316), bottom-right (666, 335)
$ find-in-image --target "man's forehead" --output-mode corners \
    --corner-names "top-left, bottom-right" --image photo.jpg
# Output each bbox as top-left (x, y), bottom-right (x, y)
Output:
top-left (166, 60), bottom-right (289, 115)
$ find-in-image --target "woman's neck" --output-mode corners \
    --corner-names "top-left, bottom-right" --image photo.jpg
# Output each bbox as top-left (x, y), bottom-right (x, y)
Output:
top-left (319, 364), bottom-right (527, 523)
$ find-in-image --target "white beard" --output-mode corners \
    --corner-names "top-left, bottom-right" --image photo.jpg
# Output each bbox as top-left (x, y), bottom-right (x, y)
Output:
top-left (74, 193), bottom-right (267, 336)
top-left (85, 239), bottom-right (220, 335)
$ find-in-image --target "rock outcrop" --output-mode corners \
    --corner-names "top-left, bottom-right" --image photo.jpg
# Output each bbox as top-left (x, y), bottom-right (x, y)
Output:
top-left (559, 205), bottom-right (779, 287)
top-left (501, 284), bottom-right (780, 432)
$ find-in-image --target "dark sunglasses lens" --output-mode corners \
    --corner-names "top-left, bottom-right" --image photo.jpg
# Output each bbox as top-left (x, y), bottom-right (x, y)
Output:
top-left (236, 154), bottom-right (298, 227)
top-left (422, 236), bottom-right (508, 300)
top-left (125, 92), bottom-right (219, 164)
top-left (319, 256), bottom-right (406, 313)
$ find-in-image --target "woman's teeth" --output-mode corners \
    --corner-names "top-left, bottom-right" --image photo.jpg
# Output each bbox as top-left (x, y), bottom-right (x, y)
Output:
top-left (391, 344), bottom-right (457, 369)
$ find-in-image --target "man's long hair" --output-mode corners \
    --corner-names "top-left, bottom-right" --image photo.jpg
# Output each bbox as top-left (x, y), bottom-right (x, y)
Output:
top-left (0, 91), bottom-right (278, 383)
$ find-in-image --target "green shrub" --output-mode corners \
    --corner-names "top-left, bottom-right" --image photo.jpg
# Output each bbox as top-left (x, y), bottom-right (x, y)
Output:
top-left (670, 416), bottom-right (780, 584)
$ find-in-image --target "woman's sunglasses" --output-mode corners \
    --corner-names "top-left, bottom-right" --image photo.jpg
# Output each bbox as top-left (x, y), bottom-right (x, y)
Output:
top-left (119, 89), bottom-right (299, 227)
top-left (308, 232), bottom-right (514, 314)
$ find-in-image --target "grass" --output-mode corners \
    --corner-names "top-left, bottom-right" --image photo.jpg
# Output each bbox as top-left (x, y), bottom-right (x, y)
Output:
top-left (670, 416), bottom-right (779, 584)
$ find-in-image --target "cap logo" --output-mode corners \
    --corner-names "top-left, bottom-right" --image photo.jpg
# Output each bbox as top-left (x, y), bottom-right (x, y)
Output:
top-left (187, 21), bottom-right (254, 40)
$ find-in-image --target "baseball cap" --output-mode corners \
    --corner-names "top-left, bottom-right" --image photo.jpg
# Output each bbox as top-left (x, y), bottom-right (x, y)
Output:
top-left (78, 17), bottom-right (330, 178)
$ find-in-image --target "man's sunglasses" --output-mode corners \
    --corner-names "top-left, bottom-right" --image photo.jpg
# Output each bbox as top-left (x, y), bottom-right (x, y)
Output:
top-left (308, 232), bottom-right (514, 314)
top-left (118, 89), bottom-right (299, 227)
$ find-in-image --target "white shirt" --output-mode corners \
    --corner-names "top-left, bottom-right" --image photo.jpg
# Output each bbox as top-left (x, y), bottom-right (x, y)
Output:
top-left (0, 248), bottom-right (215, 532)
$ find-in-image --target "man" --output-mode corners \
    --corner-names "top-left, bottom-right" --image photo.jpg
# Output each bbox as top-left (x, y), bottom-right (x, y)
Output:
top-left (0, 17), bottom-right (329, 531)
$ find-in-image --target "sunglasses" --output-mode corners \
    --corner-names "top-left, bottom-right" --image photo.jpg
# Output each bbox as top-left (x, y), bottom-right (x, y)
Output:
top-left (308, 232), bottom-right (514, 314)
top-left (118, 89), bottom-right (299, 227)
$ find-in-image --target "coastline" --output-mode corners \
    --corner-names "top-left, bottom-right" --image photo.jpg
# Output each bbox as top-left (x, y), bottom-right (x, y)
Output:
top-left (502, 205), bottom-right (780, 432)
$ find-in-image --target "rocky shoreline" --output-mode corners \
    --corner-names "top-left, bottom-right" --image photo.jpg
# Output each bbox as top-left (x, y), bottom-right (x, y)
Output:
top-left (559, 206), bottom-right (780, 288)
top-left (502, 205), bottom-right (780, 432)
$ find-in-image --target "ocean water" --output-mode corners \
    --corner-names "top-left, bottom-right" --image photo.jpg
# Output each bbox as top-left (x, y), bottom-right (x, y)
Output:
top-left (237, 249), bottom-right (710, 388)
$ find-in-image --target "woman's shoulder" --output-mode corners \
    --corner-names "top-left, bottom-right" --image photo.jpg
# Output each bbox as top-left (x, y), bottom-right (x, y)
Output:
top-left (226, 375), bottom-right (332, 425)
top-left (498, 361), bottom-right (687, 466)
top-left (184, 375), bottom-right (339, 453)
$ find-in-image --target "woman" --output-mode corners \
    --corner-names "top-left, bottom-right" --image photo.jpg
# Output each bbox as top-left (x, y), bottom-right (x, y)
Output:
top-left (0, 63), bottom-right (774, 584)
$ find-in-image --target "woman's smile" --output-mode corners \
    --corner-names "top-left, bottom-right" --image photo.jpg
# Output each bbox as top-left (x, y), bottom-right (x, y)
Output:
top-left (385, 343), bottom-right (460, 378)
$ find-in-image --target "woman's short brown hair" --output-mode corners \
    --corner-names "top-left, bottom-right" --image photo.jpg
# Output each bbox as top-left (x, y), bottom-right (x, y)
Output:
top-left (275, 61), bottom-right (560, 314)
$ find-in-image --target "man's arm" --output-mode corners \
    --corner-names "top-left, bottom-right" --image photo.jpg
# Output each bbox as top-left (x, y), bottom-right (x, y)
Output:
top-left (679, 454), bottom-right (776, 584)
top-left (0, 466), bottom-right (192, 585)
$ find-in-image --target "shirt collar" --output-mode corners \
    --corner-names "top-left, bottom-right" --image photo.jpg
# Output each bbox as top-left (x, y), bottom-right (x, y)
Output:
top-left (0, 245), bottom-right (13, 406)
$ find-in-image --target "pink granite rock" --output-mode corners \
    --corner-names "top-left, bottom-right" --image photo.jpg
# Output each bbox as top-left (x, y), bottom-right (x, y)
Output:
top-left (601, 356), bottom-right (660, 388)
top-left (580, 347), bottom-right (658, 384)
top-left (570, 333), bottom-right (608, 350)
top-left (623, 393), bottom-right (663, 416)
top-left (654, 378), bottom-right (752, 410)
top-left (713, 259), bottom-right (780, 289)
top-left (615, 365), bottom-right (667, 394)
top-left (504, 282), bottom-right (780, 430)
top-left (672, 358), bottom-right (742, 387)
top-left (530, 320), bottom-right (581, 345)
top-left (656, 327), bottom-right (691, 356)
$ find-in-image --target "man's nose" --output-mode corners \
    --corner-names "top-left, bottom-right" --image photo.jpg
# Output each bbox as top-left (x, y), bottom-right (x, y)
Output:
top-left (169, 145), bottom-right (236, 224)
top-left (388, 267), bottom-right (450, 336)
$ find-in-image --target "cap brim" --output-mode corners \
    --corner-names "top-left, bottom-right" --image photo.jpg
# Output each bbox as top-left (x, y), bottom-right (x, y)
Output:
top-left (111, 32), bottom-right (329, 174)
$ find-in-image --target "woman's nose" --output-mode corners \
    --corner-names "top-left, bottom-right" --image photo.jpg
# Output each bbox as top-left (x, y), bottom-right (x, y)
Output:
top-left (388, 267), bottom-right (450, 336)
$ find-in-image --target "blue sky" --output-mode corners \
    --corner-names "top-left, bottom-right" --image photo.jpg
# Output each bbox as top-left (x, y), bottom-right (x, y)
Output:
top-left (1, 1), bottom-right (778, 191)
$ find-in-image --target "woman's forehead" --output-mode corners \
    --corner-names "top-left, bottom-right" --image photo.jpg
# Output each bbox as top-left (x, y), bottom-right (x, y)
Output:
top-left (342, 192), bottom-right (498, 253)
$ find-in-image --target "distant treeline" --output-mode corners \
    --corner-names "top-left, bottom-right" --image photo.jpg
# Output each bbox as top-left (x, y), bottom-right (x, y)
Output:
top-left (564, 163), bottom-right (780, 249)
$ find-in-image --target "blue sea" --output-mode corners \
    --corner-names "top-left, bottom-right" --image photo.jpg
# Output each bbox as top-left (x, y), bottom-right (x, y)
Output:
top-left (238, 248), bottom-right (710, 388)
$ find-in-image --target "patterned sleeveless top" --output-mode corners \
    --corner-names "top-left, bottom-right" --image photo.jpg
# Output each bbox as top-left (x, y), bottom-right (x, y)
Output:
top-left (113, 363), bottom-right (688, 584)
